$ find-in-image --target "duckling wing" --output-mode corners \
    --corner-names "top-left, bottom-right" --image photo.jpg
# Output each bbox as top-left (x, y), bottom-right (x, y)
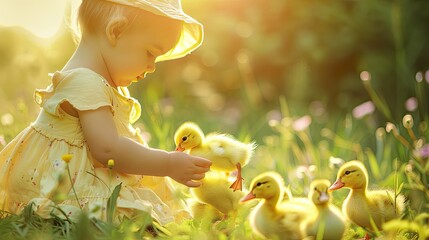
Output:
top-left (203, 135), bottom-right (239, 171)
top-left (367, 190), bottom-right (405, 222)
top-left (345, 189), bottom-right (406, 232)
top-left (277, 206), bottom-right (308, 239)
top-left (205, 134), bottom-right (255, 170)
top-left (207, 140), bottom-right (226, 156)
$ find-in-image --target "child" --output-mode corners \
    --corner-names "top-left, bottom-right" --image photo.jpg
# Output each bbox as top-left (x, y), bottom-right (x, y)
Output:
top-left (0, 0), bottom-right (211, 225)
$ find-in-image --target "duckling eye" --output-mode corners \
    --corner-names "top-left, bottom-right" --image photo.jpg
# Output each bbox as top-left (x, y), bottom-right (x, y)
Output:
top-left (314, 187), bottom-right (317, 191)
top-left (255, 181), bottom-right (269, 188)
top-left (182, 136), bottom-right (188, 141)
top-left (345, 170), bottom-right (351, 175)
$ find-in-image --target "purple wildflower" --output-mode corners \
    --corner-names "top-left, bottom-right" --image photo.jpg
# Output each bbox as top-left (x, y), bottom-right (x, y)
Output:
top-left (414, 144), bottom-right (429, 159)
top-left (292, 115), bottom-right (311, 131)
top-left (405, 97), bottom-right (418, 112)
top-left (352, 101), bottom-right (375, 119)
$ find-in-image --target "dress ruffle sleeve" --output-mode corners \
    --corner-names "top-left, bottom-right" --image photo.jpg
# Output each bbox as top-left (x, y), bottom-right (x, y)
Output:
top-left (34, 69), bottom-right (113, 117)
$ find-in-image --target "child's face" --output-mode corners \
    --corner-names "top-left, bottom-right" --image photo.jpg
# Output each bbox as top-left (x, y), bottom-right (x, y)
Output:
top-left (104, 12), bottom-right (182, 87)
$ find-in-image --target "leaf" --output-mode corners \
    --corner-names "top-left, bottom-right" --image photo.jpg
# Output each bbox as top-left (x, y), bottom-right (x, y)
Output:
top-left (152, 220), bottom-right (172, 237)
top-left (106, 182), bottom-right (122, 224)
top-left (366, 148), bottom-right (381, 180)
top-left (396, 182), bottom-right (404, 195)
top-left (415, 213), bottom-right (429, 222)
top-left (368, 214), bottom-right (381, 237)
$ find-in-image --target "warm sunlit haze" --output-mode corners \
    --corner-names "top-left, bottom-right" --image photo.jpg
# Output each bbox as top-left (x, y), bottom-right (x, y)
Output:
top-left (0, 0), bottom-right (68, 38)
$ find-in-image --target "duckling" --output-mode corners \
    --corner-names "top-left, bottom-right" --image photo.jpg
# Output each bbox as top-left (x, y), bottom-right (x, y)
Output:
top-left (328, 160), bottom-right (405, 240)
top-left (283, 188), bottom-right (314, 209)
top-left (240, 171), bottom-right (316, 240)
top-left (190, 171), bottom-right (246, 218)
top-left (282, 186), bottom-right (293, 202)
top-left (188, 198), bottom-right (223, 222)
top-left (174, 122), bottom-right (256, 191)
top-left (302, 179), bottom-right (347, 240)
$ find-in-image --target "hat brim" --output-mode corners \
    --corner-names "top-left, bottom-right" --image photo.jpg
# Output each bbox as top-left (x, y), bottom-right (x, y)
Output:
top-left (105, 0), bottom-right (203, 62)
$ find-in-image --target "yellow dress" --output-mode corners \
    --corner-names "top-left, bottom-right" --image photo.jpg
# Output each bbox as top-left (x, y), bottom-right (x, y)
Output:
top-left (0, 68), bottom-right (190, 225)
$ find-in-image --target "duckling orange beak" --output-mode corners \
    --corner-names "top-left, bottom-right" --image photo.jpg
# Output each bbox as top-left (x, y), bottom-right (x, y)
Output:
top-left (328, 179), bottom-right (345, 191)
top-left (240, 191), bottom-right (256, 203)
top-left (175, 144), bottom-right (185, 152)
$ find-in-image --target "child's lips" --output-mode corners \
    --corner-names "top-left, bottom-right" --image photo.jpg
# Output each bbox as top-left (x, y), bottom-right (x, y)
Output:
top-left (136, 72), bottom-right (147, 81)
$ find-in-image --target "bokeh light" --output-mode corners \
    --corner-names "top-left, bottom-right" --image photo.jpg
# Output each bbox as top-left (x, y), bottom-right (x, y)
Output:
top-left (0, 0), bottom-right (68, 38)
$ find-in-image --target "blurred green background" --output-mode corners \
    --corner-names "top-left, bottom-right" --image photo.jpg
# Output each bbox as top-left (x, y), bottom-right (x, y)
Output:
top-left (1, 1), bottom-right (429, 237)
top-left (0, 0), bottom-right (428, 143)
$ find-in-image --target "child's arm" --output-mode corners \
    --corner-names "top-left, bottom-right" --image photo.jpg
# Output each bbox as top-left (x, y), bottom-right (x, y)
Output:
top-left (78, 106), bottom-right (211, 187)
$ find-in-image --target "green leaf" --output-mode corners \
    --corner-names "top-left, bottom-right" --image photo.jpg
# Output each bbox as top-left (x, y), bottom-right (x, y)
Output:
top-left (106, 183), bottom-right (122, 224)
top-left (366, 148), bottom-right (381, 181)
top-left (397, 182), bottom-right (404, 194)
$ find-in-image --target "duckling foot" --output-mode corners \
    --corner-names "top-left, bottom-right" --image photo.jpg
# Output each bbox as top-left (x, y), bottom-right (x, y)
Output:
top-left (229, 163), bottom-right (243, 192)
top-left (229, 178), bottom-right (243, 192)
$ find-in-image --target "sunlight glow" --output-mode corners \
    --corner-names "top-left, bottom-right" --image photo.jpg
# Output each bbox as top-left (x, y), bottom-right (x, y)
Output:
top-left (0, 0), bottom-right (68, 38)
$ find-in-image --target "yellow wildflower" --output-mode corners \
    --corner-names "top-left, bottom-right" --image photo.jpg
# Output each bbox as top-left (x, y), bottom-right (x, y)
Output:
top-left (62, 154), bottom-right (73, 163)
top-left (108, 159), bottom-right (115, 169)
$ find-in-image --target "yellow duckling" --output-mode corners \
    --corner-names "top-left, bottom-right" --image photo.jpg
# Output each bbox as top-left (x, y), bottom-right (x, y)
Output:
top-left (302, 179), bottom-right (347, 240)
top-left (190, 171), bottom-right (246, 218)
top-left (188, 198), bottom-right (223, 222)
top-left (283, 187), bottom-right (315, 209)
top-left (328, 160), bottom-right (405, 240)
top-left (282, 186), bottom-right (293, 202)
top-left (174, 121), bottom-right (256, 191)
top-left (240, 171), bottom-right (316, 239)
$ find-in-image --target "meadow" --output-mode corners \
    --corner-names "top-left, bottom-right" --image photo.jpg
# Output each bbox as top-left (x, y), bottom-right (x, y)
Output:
top-left (1, 0), bottom-right (429, 239)
top-left (0, 70), bottom-right (428, 239)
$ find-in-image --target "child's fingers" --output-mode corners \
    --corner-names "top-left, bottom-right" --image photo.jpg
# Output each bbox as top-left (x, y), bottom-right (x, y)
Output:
top-left (194, 166), bottom-right (210, 174)
top-left (185, 180), bottom-right (202, 188)
top-left (192, 173), bottom-right (205, 180)
top-left (193, 157), bottom-right (212, 168)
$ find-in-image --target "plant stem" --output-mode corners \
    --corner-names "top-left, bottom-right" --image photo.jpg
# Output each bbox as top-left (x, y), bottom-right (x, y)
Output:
top-left (66, 165), bottom-right (82, 210)
top-left (406, 128), bottom-right (417, 143)
top-left (362, 80), bottom-right (393, 122)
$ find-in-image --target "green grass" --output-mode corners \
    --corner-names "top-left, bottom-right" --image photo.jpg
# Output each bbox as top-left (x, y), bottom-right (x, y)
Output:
top-left (0, 75), bottom-right (428, 240)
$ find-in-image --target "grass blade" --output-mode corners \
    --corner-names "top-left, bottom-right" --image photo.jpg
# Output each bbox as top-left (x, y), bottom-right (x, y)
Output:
top-left (106, 183), bottom-right (122, 224)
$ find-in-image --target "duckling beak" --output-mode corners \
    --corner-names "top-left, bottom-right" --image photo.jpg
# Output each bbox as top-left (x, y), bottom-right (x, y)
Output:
top-left (240, 191), bottom-right (256, 203)
top-left (175, 144), bottom-right (185, 152)
top-left (318, 192), bottom-right (329, 203)
top-left (328, 179), bottom-right (345, 192)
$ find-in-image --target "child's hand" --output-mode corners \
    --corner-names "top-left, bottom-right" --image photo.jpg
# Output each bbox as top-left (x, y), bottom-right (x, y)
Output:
top-left (167, 151), bottom-right (211, 187)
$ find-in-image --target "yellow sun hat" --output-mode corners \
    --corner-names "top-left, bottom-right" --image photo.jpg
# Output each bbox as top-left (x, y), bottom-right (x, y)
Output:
top-left (105, 0), bottom-right (203, 62)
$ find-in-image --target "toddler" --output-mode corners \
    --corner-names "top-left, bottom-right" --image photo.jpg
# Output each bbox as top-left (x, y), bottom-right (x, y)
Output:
top-left (0, 0), bottom-right (211, 225)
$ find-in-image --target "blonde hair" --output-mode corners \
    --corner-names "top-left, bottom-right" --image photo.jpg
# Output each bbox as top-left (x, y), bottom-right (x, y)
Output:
top-left (70, 0), bottom-right (142, 42)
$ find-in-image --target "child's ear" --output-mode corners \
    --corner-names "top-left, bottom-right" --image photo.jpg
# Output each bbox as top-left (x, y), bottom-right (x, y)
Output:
top-left (105, 17), bottom-right (129, 46)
